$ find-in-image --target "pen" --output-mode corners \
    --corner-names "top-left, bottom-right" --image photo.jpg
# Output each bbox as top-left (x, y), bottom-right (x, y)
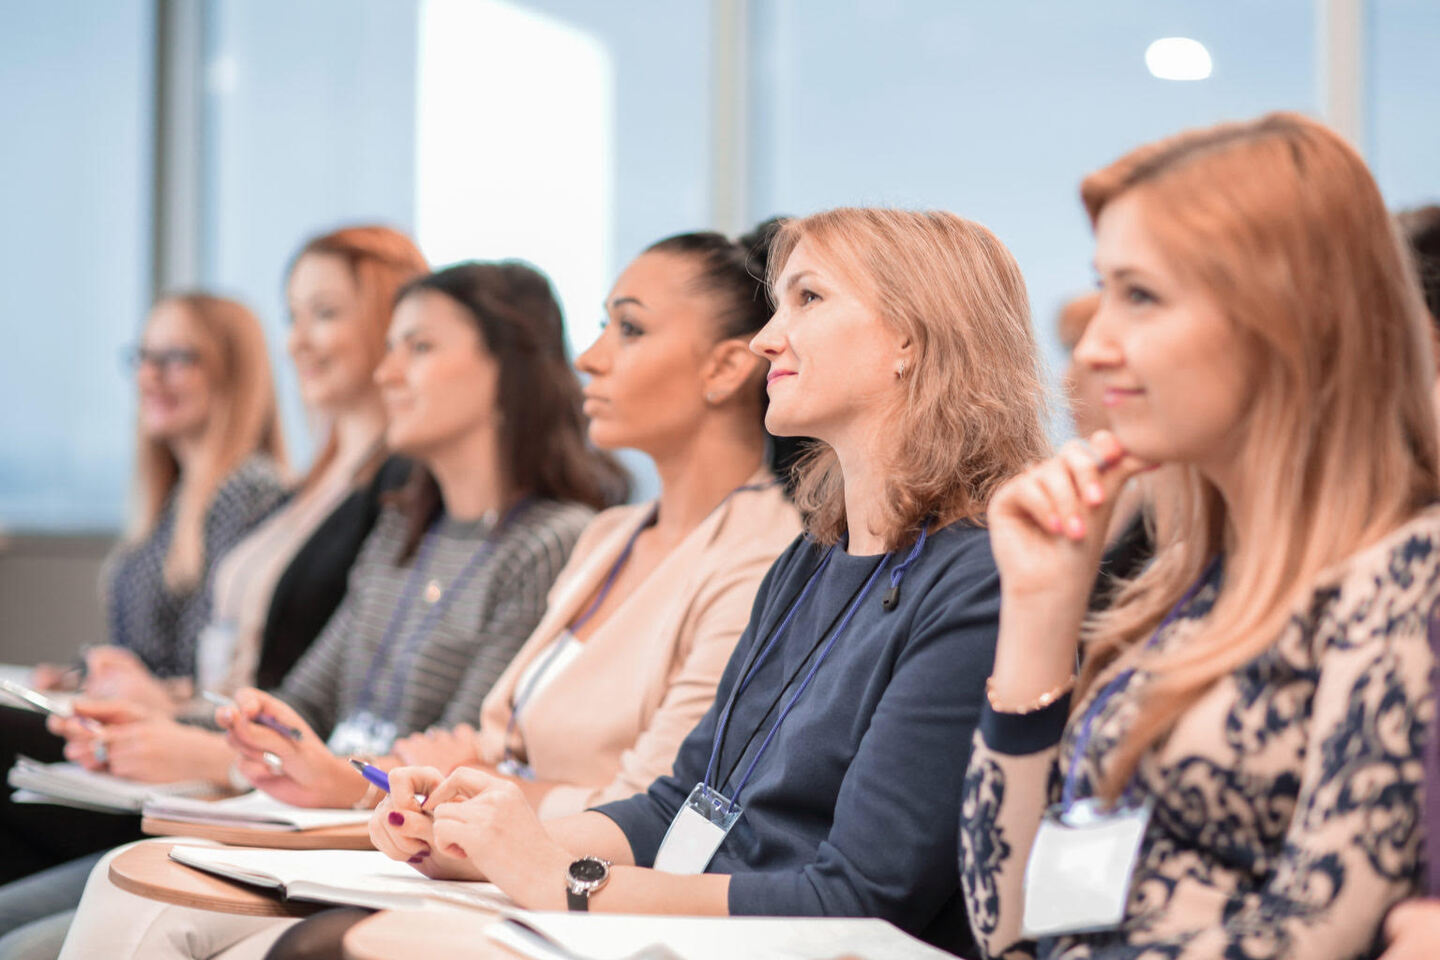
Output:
top-left (202, 691), bottom-right (304, 741)
top-left (348, 757), bottom-right (391, 794)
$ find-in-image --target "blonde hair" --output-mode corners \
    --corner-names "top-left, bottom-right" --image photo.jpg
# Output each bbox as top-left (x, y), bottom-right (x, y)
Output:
top-left (768, 208), bottom-right (1050, 548)
top-left (132, 294), bottom-right (288, 589)
top-left (1078, 112), bottom-right (1439, 800)
top-left (288, 225), bottom-right (428, 490)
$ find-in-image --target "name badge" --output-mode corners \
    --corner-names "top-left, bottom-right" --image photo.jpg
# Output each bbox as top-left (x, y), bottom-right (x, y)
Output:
top-left (327, 710), bottom-right (398, 757)
top-left (195, 622), bottom-right (239, 696)
top-left (1021, 797), bottom-right (1153, 938)
top-left (653, 783), bottom-right (742, 875)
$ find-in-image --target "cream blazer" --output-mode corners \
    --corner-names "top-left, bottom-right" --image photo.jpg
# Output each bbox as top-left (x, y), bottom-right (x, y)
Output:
top-left (474, 470), bottom-right (801, 818)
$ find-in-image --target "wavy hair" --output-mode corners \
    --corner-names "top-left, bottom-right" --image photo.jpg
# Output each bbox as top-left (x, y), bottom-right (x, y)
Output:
top-left (1077, 112), bottom-right (1440, 801)
top-left (767, 208), bottom-right (1050, 548)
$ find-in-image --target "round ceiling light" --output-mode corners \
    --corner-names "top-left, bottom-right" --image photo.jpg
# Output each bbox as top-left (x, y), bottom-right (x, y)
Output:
top-left (1145, 37), bottom-right (1213, 81)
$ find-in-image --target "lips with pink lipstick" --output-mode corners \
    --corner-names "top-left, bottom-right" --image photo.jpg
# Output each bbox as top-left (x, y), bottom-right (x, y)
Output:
top-left (766, 368), bottom-right (796, 388)
top-left (1102, 386), bottom-right (1144, 407)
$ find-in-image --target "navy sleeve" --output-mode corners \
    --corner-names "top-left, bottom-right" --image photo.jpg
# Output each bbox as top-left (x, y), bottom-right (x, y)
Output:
top-left (590, 536), bottom-right (807, 864)
top-left (727, 538), bottom-right (999, 929)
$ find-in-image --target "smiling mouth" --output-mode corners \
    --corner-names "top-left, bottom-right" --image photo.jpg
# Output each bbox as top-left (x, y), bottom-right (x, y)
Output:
top-left (1102, 387), bottom-right (1145, 407)
top-left (766, 370), bottom-right (796, 386)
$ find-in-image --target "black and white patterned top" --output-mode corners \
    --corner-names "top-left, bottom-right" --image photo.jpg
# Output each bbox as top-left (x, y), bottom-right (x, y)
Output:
top-left (276, 498), bottom-right (593, 744)
top-left (105, 456), bottom-right (288, 679)
top-left (959, 508), bottom-right (1440, 960)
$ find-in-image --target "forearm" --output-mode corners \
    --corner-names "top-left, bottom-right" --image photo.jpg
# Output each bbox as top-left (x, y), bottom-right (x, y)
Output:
top-left (588, 867), bottom-right (730, 916)
top-left (988, 589), bottom-right (1086, 707)
top-left (542, 811), bottom-right (638, 867)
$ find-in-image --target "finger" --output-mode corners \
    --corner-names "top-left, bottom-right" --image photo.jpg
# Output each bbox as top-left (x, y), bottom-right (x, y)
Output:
top-left (423, 767), bottom-right (505, 810)
top-left (387, 766), bottom-right (445, 813)
top-left (370, 799), bottom-right (434, 861)
top-left (225, 713), bottom-right (293, 757)
top-left (1059, 440), bottom-right (1107, 507)
top-left (1030, 460), bottom-right (1087, 539)
top-left (1001, 474), bottom-right (1066, 536)
top-left (431, 816), bottom-right (480, 862)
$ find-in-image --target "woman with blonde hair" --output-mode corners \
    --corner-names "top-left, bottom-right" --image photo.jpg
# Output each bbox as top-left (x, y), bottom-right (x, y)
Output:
top-left (367, 207), bottom-right (1048, 957)
top-left (961, 112), bottom-right (1440, 959)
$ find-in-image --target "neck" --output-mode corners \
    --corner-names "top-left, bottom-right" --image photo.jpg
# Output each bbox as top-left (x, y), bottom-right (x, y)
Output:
top-left (1199, 457), bottom-right (1251, 557)
top-left (329, 393), bottom-right (387, 466)
top-left (649, 416), bottom-right (767, 543)
top-left (168, 433), bottom-right (205, 474)
top-left (426, 427), bottom-right (512, 523)
top-left (831, 428), bottom-right (891, 556)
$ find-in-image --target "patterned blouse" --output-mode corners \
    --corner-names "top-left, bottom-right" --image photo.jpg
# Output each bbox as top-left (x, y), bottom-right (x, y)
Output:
top-left (105, 456), bottom-right (287, 679)
top-left (960, 508), bottom-right (1440, 960)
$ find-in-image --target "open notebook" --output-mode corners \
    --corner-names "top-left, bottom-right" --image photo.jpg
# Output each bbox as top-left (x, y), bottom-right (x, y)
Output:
top-left (168, 845), bottom-right (515, 913)
top-left (7, 756), bottom-right (213, 813)
top-left (143, 791), bottom-right (374, 831)
top-left (488, 912), bottom-right (960, 960)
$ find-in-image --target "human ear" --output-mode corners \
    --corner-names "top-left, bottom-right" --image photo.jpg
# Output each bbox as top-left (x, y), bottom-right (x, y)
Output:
top-left (700, 338), bottom-right (763, 405)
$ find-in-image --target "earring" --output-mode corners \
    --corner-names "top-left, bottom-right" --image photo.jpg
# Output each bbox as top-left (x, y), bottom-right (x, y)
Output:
top-left (705, 391), bottom-right (720, 404)
top-left (895, 360), bottom-right (907, 379)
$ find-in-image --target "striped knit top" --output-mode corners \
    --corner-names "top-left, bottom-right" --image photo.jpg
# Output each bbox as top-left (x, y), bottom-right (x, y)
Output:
top-left (276, 497), bottom-right (593, 745)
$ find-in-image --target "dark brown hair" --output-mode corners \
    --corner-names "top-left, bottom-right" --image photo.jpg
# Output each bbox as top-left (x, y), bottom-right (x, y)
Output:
top-left (1397, 205), bottom-right (1440, 326)
top-left (390, 261), bottom-right (630, 558)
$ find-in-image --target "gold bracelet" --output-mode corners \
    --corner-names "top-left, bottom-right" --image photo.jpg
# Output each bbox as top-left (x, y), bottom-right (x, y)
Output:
top-left (986, 674), bottom-right (1075, 715)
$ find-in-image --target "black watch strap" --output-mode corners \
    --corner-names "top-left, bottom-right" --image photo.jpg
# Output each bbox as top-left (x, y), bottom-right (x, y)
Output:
top-left (566, 887), bottom-right (590, 911)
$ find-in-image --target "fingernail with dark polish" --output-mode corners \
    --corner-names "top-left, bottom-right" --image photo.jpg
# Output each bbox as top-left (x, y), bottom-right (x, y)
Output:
top-left (388, 812), bottom-right (404, 826)
top-left (407, 854), bottom-right (425, 863)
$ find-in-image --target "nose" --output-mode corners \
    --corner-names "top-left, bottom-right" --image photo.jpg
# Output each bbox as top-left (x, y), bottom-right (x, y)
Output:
top-left (576, 326), bottom-right (611, 376)
top-left (373, 346), bottom-right (402, 387)
top-left (1073, 299), bottom-right (1123, 371)
top-left (749, 310), bottom-right (786, 360)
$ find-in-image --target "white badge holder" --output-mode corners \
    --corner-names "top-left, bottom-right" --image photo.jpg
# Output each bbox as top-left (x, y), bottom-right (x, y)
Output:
top-left (653, 782), bottom-right (743, 875)
top-left (327, 710), bottom-right (398, 757)
top-left (1021, 797), bottom-right (1153, 938)
top-left (194, 622), bottom-right (239, 696)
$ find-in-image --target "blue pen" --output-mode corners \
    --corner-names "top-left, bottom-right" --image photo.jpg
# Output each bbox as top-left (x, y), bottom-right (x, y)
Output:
top-left (348, 757), bottom-right (391, 793)
top-left (202, 691), bottom-right (304, 742)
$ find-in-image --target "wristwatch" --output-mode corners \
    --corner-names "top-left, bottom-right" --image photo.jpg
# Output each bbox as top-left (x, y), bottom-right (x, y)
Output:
top-left (565, 856), bottom-right (611, 911)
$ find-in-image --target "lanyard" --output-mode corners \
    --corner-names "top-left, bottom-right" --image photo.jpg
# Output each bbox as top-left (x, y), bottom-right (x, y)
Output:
top-left (1061, 556), bottom-right (1222, 811)
top-left (704, 525), bottom-right (930, 811)
top-left (355, 498), bottom-right (530, 723)
top-left (503, 479), bottom-right (779, 763)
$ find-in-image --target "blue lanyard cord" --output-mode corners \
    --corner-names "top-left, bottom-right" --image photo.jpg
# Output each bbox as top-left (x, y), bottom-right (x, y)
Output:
top-left (567, 505), bottom-right (658, 635)
top-left (355, 499), bottom-right (531, 722)
top-left (723, 553), bottom-right (890, 810)
top-left (1061, 556), bottom-right (1222, 811)
top-left (703, 546), bottom-right (838, 791)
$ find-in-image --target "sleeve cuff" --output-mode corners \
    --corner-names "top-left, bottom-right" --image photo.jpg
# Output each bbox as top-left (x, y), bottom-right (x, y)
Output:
top-left (978, 693), bottom-right (1070, 756)
top-left (589, 797), bottom-right (665, 867)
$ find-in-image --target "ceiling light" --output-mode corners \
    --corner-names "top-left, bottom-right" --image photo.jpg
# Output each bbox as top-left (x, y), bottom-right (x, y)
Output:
top-left (1145, 37), bottom-right (1212, 81)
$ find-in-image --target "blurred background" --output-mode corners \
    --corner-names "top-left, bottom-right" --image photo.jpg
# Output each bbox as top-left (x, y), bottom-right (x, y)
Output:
top-left (1, 0), bottom-right (1436, 661)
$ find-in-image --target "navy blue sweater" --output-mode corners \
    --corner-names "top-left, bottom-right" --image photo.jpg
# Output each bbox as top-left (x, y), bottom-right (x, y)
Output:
top-left (594, 522), bottom-right (999, 956)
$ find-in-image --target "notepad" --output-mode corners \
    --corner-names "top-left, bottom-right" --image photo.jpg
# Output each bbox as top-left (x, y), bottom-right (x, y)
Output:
top-left (487, 912), bottom-right (959, 960)
top-left (7, 756), bottom-right (214, 813)
top-left (167, 845), bottom-right (515, 913)
top-left (142, 791), bottom-right (375, 831)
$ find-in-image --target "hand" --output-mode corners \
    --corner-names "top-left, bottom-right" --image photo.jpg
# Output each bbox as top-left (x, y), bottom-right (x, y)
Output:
top-left (94, 718), bottom-right (230, 783)
top-left (987, 430), bottom-right (1153, 603)
top-left (30, 662), bottom-right (82, 692)
top-left (47, 699), bottom-right (151, 771)
top-left (1382, 899), bottom-right (1440, 959)
top-left (217, 688), bottom-right (364, 808)
top-left (81, 647), bottom-right (178, 716)
top-left (370, 766), bottom-right (483, 881)
top-left (427, 767), bottom-right (573, 908)
top-left (392, 723), bottom-right (480, 773)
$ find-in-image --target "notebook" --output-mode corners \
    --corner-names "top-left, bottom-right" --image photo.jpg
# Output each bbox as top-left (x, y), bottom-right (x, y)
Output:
top-left (487, 912), bottom-right (960, 960)
top-left (7, 756), bottom-right (214, 814)
top-left (167, 845), bottom-right (515, 913)
top-left (142, 790), bottom-right (375, 831)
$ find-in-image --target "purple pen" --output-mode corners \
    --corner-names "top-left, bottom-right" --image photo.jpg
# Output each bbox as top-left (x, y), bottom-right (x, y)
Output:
top-left (348, 757), bottom-right (391, 793)
top-left (202, 691), bottom-right (303, 741)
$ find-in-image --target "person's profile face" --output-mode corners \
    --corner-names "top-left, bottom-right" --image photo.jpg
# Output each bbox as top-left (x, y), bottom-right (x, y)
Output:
top-left (134, 301), bottom-right (215, 445)
top-left (285, 253), bottom-right (377, 414)
top-left (374, 290), bottom-right (501, 462)
top-left (750, 238), bottom-right (905, 445)
top-left (1079, 191), bottom-right (1257, 467)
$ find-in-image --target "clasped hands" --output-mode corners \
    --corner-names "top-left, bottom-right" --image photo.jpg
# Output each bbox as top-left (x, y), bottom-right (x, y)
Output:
top-left (370, 765), bottom-right (573, 910)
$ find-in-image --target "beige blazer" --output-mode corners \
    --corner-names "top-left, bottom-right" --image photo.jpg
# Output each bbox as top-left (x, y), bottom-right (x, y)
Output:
top-left (475, 470), bottom-right (801, 818)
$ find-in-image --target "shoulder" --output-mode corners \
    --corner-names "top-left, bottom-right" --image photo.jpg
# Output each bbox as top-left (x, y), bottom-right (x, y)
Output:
top-left (1306, 507), bottom-right (1440, 652)
top-left (208, 456), bottom-right (288, 519)
top-left (496, 499), bottom-right (596, 573)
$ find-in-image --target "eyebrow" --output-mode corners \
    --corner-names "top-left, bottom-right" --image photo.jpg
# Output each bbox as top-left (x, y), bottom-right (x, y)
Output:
top-left (607, 296), bottom-right (646, 311)
top-left (782, 270), bottom-right (817, 292)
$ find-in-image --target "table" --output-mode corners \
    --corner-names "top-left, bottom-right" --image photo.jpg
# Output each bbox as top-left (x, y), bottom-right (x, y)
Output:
top-left (142, 817), bottom-right (373, 850)
top-left (344, 909), bottom-right (519, 960)
top-left (108, 841), bottom-right (324, 918)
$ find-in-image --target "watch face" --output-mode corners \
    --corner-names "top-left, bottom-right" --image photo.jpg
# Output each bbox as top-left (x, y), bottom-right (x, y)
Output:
top-left (570, 859), bottom-right (608, 883)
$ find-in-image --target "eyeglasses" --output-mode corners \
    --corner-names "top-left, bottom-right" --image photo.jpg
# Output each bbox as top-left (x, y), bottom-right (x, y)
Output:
top-left (123, 346), bottom-right (202, 376)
